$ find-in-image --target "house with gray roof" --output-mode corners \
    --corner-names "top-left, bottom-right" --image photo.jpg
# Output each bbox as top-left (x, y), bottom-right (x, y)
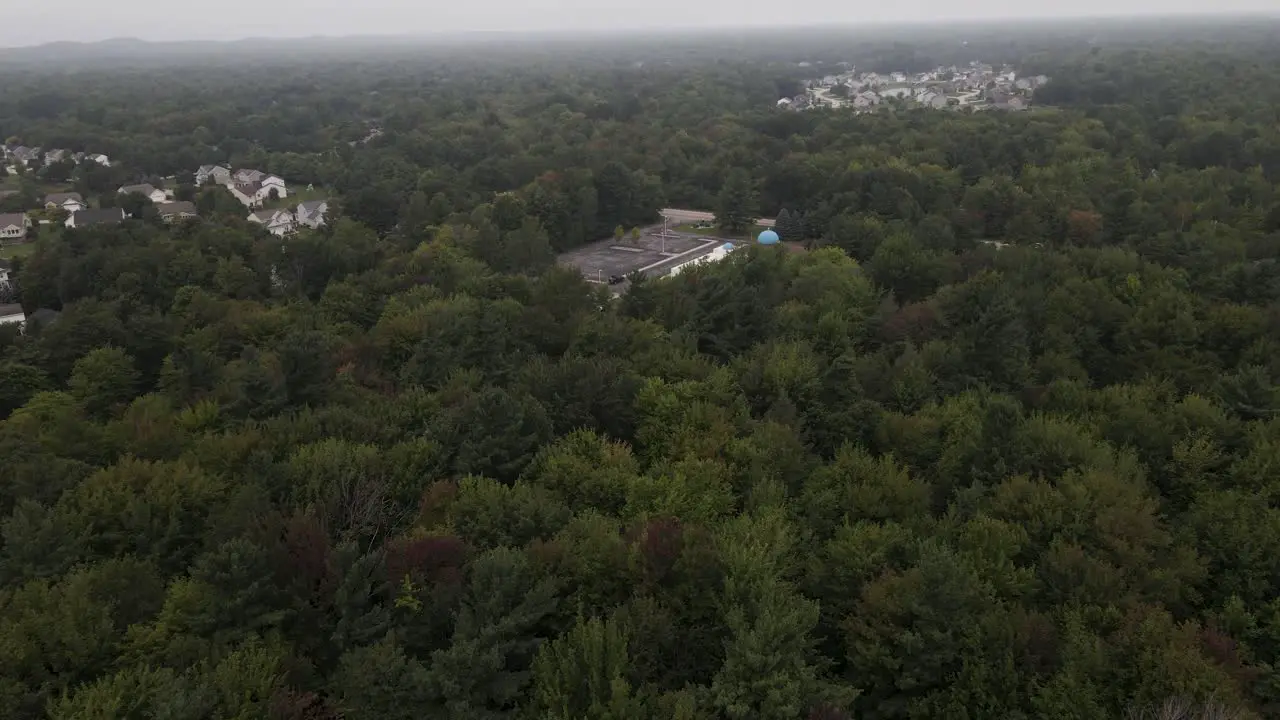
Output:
top-left (66, 207), bottom-right (125, 229)
top-left (44, 192), bottom-right (85, 213)
top-left (0, 213), bottom-right (30, 242)
top-left (118, 184), bottom-right (167, 203)
top-left (296, 200), bottom-right (328, 229)
top-left (158, 201), bottom-right (198, 222)
top-left (195, 165), bottom-right (231, 186)
top-left (248, 208), bottom-right (296, 236)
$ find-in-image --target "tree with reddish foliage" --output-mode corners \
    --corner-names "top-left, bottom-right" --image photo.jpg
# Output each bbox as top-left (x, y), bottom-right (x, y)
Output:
top-left (383, 534), bottom-right (468, 587)
top-left (269, 689), bottom-right (343, 720)
top-left (1066, 208), bottom-right (1103, 245)
top-left (634, 517), bottom-right (685, 587)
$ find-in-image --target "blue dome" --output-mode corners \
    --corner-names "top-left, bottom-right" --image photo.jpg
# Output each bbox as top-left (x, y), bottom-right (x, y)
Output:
top-left (757, 229), bottom-right (780, 245)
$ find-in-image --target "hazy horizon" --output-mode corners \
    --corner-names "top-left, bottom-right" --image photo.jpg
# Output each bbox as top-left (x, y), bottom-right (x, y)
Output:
top-left (3, 1), bottom-right (1277, 48)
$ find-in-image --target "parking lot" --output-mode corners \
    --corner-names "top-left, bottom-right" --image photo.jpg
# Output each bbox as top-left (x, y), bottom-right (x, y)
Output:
top-left (558, 232), bottom-right (719, 284)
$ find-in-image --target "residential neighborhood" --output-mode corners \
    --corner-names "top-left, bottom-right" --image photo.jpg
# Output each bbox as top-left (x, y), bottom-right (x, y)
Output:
top-left (777, 61), bottom-right (1048, 113)
top-left (0, 143), bottom-right (328, 245)
top-left (248, 208), bottom-right (298, 236)
top-left (3, 145), bottom-right (109, 174)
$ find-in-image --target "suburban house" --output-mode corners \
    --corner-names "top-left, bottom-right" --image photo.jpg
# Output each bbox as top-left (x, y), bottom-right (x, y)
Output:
top-left (8, 146), bottom-right (41, 166)
top-left (918, 91), bottom-right (950, 109)
top-left (0, 258), bottom-right (11, 287)
top-left (853, 91), bottom-right (881, 109)
top-left (229, 175), bottom-right (287, 208)
top-left (0, 213), bottom-right (31, 242)
top-left (66, 207), bottom-right (126, 229)
top-left (44, 192), bottom-right (85, 213)
top-left (232, 168), bottom-right (266, 184)
top-left (157, 201), bottom-right (198, 222)
top-left (43, 149), bottom-right (70, 166)
top-left (86, 153), bottom-right (111, 167)
top-left (296, 200), bottom-right (328, 229)
top-left (195, 165), bottom-right (231, 186)
top-left (118, 183), bottom-right (168, 203)
top-left (0, 303), bottom-right (24, 329)
top-left (248, 208), bottom-right (296, 236)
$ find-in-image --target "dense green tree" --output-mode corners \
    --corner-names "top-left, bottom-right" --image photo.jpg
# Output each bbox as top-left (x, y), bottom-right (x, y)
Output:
top-left (716, 169), bottom-right (758, 236)
top-left (0, 23), bottom-right (1276, 720)
top-left (68, 347), bottom-right (139, 419)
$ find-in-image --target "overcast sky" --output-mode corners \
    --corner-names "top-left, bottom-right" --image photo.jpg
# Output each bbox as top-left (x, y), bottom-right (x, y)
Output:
top-left (5, 0), bottom-right (1277, 46)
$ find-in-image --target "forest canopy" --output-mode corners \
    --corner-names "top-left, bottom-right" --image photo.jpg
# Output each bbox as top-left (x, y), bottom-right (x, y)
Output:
top-left (2, 16), bottom-right (1280, 720)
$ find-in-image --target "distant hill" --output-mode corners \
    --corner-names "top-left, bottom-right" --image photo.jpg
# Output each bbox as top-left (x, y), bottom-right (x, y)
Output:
top-left (0, 34), bottom-right (508, 69)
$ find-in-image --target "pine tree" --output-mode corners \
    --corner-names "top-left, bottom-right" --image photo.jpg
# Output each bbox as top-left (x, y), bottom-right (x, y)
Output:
top-left (775, 208), bottom-right (793, 240)
top-left (716, 170), bottom-right (757, 236)
top-left (531, 615), bottom-right (643, 719)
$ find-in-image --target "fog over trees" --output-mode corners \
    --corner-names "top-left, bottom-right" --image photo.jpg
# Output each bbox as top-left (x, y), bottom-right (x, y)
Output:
top-left (1, 16), bottom-right (1280, 720)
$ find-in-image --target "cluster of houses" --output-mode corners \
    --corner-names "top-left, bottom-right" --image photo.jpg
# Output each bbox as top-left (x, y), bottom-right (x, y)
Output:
top-left (195, 165), bottom-right (289, 208)
top-left (247, 201), bottom-right (329, 236)
top-left (778, 62), bottom-right (1049, 113)
top-left (0, 157), bottom-right (327, 241)
top-left (3, 144), bottom-right (110, 173)
top-left (195, 164), bottom-right (327, 236)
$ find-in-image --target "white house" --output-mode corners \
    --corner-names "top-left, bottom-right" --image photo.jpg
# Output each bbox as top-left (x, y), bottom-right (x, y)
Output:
top-left (0, 213), bottom-right (30, 242)
top-left (44, 193), bottom-right (85, 213)
top-left (229, 175), bottom-right (287, 208)
top-left (0, 303), bottom-right (24, 329)
top-left (248, 208), bottom-right (296, 236)
top-left (232, 168), bottom-right (266, 184)
top-left (195, 165), bottom-right (232, 186)
top-left (295, 200), bottom-right (328, 229)
top-left (118, 183), bottom-right (168, 204)
top-left (87, 153), bottom-right (111, 167)
top-left (8, 146), bottom-right (40, 166)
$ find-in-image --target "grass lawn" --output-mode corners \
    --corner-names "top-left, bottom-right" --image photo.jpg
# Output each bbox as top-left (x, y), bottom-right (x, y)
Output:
top-left (673, 222), bottom-right (770, 241)
top-left (0, 173), bottom-right (76, 196)
top-left (0, 242), bottom-right (37, 260)
top-left (262, 186), bottom-right (327, 211)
